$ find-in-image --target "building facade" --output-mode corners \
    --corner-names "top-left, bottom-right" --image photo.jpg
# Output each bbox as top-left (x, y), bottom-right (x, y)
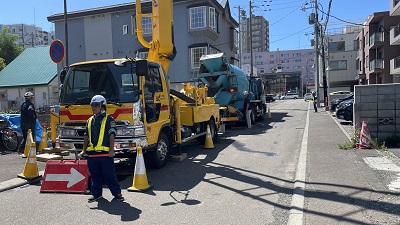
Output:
top-left (325, 26), bottom-right (362, 93)
top-left (240, 15), bottom-right (270, 54)
top-left (241, 49), bottom-right (315, 95)
top-left (47, 0), bottom-right (239, 84)
top-left (0, 24), bottom-right (54, 48)
top-left (356, 11), bottom-right (400, 85)
top-left (390, 0), bottom-right (400, 81)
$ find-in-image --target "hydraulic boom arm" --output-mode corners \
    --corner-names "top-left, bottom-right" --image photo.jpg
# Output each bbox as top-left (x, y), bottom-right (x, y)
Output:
top-left (135, 0), bottom-right (175, 72)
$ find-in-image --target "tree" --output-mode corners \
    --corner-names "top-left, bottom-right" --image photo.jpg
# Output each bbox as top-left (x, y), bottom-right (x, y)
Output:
top-left (0, 58), bottom-right (5, 71)
top-left (0, 26), bottom-right (23, 65)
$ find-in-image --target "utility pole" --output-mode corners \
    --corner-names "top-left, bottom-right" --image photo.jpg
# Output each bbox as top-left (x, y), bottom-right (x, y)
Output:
top-left (64, 0), bottom-right (69, 67)
top-left (314, 0), bottom-right (320, 107)
top-left (237, 6), bottom-right (242, 68)
top-left (320, 25), bottom-right (328, 110)
top-left (249, 0), bottom-right (253, 77)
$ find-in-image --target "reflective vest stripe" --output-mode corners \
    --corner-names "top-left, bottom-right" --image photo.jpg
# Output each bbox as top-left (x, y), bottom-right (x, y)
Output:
top-left (87, 115), bottom-right (110, 151)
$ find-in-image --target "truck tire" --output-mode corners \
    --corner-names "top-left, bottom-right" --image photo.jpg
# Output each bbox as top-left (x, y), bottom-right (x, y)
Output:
top-left (146, 132), bottom-right (170, 169)
top-left (197, 119), bottom-right (217, 144)
top-left (251, 108), bottom-right (256, 125)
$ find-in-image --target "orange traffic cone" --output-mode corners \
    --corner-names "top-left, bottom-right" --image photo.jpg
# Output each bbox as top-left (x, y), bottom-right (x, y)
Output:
top-left (37, 125), bottom-right (48, 153)
top-left (357, 121), bottom-right (372, 149)
top-left (23, 129), bottom-right (33, 157)
top-left (204, 125), bottom-right (215, 149)
top-left (127, 147), bottom-right (153, 192)
top-left (18, 141), bottom-right (41, 180)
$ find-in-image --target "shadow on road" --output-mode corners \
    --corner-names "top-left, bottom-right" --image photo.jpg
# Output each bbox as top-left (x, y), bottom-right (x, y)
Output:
top-left (90, 198), bottom-right (142, 222)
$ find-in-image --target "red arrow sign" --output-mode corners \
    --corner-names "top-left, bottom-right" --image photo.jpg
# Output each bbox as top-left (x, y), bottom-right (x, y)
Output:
top-left (41, 160), bottom-right (90, 193)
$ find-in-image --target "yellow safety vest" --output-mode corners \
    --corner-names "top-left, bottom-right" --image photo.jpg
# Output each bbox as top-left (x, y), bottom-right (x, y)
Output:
top-left (87, 115), bottom-right (110, 151)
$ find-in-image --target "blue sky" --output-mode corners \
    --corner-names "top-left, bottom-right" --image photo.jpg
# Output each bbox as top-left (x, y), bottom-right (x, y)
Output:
top-left (0, 0), bottom-right (390, 51)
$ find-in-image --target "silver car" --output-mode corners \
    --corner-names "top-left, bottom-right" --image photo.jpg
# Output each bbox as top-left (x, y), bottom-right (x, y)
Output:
top-left (304, 93), bottom-right (312, 101)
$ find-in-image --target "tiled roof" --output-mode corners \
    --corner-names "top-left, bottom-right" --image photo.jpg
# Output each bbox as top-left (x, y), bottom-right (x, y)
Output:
top-left (0, 46), bottom-right (57, 88)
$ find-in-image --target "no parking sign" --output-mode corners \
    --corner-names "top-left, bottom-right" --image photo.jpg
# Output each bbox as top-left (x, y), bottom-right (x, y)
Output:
top-left (49, 40), bottom-right (65, 63)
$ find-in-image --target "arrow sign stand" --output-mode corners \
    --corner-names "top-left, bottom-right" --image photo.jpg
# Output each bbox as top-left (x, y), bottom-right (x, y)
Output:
top-left (40, 160), bottom-right (91, 194)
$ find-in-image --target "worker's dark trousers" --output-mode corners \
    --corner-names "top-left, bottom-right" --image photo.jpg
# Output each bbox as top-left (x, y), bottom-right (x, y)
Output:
top-left (87, 156), bottom-right (121, 197)
top-left (20, 123), bottom-right (36, 150)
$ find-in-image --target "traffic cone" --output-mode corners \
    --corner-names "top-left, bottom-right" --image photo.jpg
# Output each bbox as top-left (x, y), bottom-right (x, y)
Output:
top-left (357, 121), bottom-right (372, 149)
top-left (23, 129), bottom-right (33, 157)
top-left (37, 125), bottom-right (48, 153)
top-left (267, 107), bottom-right (272, 119)
top-left (204, 125), bottom-right (215, 149)
top-left (128, 147), bottom-right (153, 192)
top-left (18, 141), bottom-right (41, 180)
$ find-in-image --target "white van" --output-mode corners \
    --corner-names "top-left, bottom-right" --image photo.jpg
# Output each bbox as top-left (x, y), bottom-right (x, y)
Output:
top-left (280, 93), bottom-right (299, 100)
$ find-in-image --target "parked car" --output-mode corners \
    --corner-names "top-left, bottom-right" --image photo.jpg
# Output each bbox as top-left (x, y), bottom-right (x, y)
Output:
top-left (265, 94), bottom-right (276, 102)
top-left (330, 90), bottom-right (353, 96)
top-left (280, 93), bottom-right (299, 100)
top-left (335, 99), bottom-right (353, 121)
top-left (330, 94), bottom-right (353, 111)
top-left (304, 93), bottom-right (312, 101)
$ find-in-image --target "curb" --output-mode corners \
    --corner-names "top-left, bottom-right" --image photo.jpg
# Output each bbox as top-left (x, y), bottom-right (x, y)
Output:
top-left (0, 171), bottom-right (44, 193)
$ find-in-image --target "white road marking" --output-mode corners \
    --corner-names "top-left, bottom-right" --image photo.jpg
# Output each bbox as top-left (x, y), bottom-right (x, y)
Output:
top-left (287, 102), bottom-right (310, 225)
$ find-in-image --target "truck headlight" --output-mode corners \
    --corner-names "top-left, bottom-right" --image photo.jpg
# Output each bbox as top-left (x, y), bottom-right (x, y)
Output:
top-left (61, 128), bottom-right (76, 136)
top-left (134, 127), bottom-right (145, 136)
top-left (116, 128), bottom-right (135, 136)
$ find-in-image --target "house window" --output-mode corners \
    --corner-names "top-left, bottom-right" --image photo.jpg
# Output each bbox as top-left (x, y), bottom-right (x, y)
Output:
top-left (233, 29), bottom-right (239, 48)
top-left (190, 6), bottom-right (206, 29)
top-left (142, 17), bottom-right (152, 35)
top-left (329, 60), bottom-right (347, 70)
top-left (138, 52), bottom-right (148, 59)
top-left (131, 16), bottom-right (152, 35)
top-left (190, 47), bottom-right (207, 69)
top-left (123, 25), bottom-right (128, 35)
top-left (209, 7), bottom-right (217, 32)
top-left (328, 41), bottom-right (345, 52)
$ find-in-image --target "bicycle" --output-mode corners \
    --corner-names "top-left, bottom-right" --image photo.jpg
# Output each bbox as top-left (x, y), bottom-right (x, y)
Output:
top-left (0, 120), bottom-right (19, 152)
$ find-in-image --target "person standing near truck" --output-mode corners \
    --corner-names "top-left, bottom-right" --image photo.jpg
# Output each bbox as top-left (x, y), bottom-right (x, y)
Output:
top-left (77, 95), bottom-right (124, 203)
top-left (19, 91), bottom-right (37, 153)
top-left (244, 91), bottom-right (252, 129)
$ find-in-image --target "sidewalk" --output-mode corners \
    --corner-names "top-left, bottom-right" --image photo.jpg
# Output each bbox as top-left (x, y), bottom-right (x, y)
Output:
top-left (304, 107), bottom-right (400, 224)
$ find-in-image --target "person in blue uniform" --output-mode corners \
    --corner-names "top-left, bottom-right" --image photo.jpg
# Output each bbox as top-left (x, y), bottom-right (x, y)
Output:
top-left (78, 95), bottom-right (124, 203)
top-left (19, 92), bottom-right (37, 153)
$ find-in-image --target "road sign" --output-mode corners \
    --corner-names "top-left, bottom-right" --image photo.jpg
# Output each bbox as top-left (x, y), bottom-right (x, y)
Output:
top-left (40, 160), bottom-right (90, 193)
top-left (49, 40), bottom-right (64, 63)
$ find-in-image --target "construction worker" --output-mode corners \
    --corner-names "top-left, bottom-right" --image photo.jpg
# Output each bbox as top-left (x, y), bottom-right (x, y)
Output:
top-left (77, 95), bottom-right (124, 203)
top-left (312, 91), bottom-right (318, 113)
top-left (19, 91), bottom-right (37, 153)
top-left (244, 91), bottom-right (252, 129)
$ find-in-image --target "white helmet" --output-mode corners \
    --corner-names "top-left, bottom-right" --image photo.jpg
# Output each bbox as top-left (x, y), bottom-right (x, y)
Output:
top-left (24, 91), bottom-right (34, 98)
top-left (243, 91), bottom-right (249, 96)
top-left (90, 95), bottom-right (106, 106)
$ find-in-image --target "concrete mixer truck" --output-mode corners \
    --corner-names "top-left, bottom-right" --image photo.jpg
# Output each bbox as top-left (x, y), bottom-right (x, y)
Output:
top-left (197, 53), bottom-right (267, 126)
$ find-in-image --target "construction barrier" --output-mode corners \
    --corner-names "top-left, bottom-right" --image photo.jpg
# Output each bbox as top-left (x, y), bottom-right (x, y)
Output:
top-left (23, 129), bottom-right (34, 157)
top-left (38, 124), bottom-right (49, 153)
top-left (204, 125), bottom-right (215, 149)
top-left (356, 120), bottom-right (372, 149)
top-left (128, 147), bottom-right (153, 192)
top-left (40, 160), bottom-right (90, 193)
top-left (18, 141), bottom-right (41, 180)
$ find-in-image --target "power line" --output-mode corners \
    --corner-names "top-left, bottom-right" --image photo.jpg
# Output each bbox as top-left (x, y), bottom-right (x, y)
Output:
top-left (270, 26), bottom-right (313, 43)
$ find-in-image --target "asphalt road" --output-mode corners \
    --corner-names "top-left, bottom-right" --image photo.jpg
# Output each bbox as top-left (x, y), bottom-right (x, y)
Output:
top-left (0, 99), bottom-right (398, 225)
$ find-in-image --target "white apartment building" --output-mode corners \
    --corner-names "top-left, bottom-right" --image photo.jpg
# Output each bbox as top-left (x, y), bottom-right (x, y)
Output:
top-left (0, 24), bottom-right (55, 48)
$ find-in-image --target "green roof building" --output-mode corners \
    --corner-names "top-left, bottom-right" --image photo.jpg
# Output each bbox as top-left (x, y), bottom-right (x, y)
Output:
top-left (0, 46), bottom-right (59, 110)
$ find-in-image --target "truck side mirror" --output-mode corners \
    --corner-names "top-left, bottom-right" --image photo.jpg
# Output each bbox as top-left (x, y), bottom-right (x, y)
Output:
top-left (136, 60), bottom-right (148, 76)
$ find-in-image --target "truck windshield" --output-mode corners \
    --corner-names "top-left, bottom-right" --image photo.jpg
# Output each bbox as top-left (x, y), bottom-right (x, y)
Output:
top-left (60, 62), bottom-right (140, 105)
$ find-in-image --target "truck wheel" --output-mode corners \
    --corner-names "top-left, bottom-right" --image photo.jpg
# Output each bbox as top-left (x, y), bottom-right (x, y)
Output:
top-left (146, 132), bottom-right (170, 169)
top-left (251, 108), bottom-right (256, 125)
top-left (197, 119), bottom-right (217, 144)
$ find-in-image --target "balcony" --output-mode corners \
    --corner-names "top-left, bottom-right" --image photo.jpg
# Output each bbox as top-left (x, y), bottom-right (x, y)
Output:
top-left (369, 32), bottom-right (384, 49)
top-left (369, 59), bottom-right (384, 73)
top-left (390, 0), bottom-right (400, 16)
top-left (390, 25), bottom-right (400, 45)
top-left (390, 56), bottom-right (400, 75)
